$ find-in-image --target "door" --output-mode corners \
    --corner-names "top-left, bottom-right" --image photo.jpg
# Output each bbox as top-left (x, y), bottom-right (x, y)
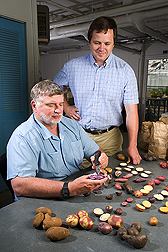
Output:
top-left (0, 16), bottom-right (28, 156)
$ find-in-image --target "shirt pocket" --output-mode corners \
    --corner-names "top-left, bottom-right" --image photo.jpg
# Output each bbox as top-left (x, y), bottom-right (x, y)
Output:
top-left (70, 140), bottom-right (84, 165)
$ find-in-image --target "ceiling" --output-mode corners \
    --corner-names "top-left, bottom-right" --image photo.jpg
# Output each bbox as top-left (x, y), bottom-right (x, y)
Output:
top-left (37, 0), bottom-right (168, 54)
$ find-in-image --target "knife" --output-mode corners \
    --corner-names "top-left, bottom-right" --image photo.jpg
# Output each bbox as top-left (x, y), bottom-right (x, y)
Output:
top-left (95, 150), bottom-right (101, 175)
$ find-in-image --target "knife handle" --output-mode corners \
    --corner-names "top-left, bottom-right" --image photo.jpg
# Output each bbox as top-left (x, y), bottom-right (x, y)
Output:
top-left (95, 150), bottom-right (101, 166)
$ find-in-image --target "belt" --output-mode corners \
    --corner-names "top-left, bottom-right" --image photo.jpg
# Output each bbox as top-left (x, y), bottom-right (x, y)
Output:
top-left (84, 125), bottom-right (115, 135)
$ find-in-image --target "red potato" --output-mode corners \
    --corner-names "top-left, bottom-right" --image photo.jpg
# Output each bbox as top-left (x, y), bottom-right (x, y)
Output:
top-left (66, 214), bottom-right (79, 227)
top-left (152, 179), bottom-right (161, 185)
top-left (165, 186), bottom-right (168, 191)
top-left (79, 216), bottom-right (94, 230)
top-left (158, 176), bottom-right (166, 181)
top-left (115, 178), bottom-right (128, 182)
top-left (108, 215), bottom-right (123, 229)
top-left (134, 190), bottom-right (143, 198)
top-left (123, 174), bottom-right (133, 179)
top-left (115, 182), bottom-right (122, 190)
top-left (98, 222), bottom-right (113, 234)
top-left (122, 201), bottom-right (128, 207)
top-left (76, 210), bottom-right (88, 219)
top-left (146, 180), bottom-right (155, 187)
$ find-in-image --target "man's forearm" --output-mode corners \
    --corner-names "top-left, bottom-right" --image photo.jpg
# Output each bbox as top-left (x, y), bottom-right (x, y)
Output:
top-left (11, 176), bottom-right (64, 198)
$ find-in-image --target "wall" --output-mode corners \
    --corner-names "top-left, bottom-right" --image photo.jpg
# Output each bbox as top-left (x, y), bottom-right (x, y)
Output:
top-left (0, 0), bottom-right (39, 192)
top-left (0, 0), bottom-right (39, 98)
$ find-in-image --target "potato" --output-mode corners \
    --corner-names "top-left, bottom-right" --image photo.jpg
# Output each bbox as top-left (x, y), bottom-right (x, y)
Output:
top-left (98, 222), bottom-right (113, 234)
top-left (131, 222), bottom-right (142, 232)
top-left (32, 212), bottom-right (44, 228)
top-left (126, 233), bottom-right (148, 249)
top-left (43, 216), bottom-right (63, 230)
top-left (123, 183), bottom-right (134, 194)
top-left (79, 216), bottom-right (94, 230)
top-left (46, 226), bottom-right (70, 241)
top-left (36, 207), bottom-right (52, 216)
top-left (76, 210), bottom-right (88, 219)
top-left (117, 153), bottom-right (126, 161)
top-left (108, 215), bottom-right (123, 229)
top-left (127, 227), bottom-right (139, 236)
top-left (149, 217), bottom-right (158, 225)
top-left (117, 226), bottom-right (128, 240)
top-left (66, 214), bottom-right (79, 227)
top-left (134, 190), bottom-right (143, 198)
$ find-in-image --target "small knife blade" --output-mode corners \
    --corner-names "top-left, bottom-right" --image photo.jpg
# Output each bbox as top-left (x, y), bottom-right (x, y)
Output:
top-left (95, 150), bottom-right (101, 175)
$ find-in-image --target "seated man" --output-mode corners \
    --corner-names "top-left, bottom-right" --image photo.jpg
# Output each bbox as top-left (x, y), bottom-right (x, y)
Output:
top-left (7, 80), bottom-right (108, 201)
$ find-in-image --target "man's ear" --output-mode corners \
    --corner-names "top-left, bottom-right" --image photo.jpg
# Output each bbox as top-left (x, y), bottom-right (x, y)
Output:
top-left (31, 100), bottom-right (36, 111)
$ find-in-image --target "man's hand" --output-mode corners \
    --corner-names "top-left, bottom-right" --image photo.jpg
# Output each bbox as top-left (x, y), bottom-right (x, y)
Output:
top-left (68, 175), bottom-right (107, 196)
top-left (127, 146), bottom-right (142, 165)
top-left (90, 149), bottom-right (108, 170)
top-left (64, 105), bottom-right (82, 121)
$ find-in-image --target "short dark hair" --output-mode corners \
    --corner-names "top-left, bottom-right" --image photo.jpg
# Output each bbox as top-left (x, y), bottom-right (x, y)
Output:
top-left (88, 16), bottom-right (117, 44)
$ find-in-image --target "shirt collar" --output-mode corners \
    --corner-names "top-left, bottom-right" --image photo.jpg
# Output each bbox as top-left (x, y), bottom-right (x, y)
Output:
top-left (89, 52), bottom-right (113, 68)
top-left (33, 114), bottom-right (59, 140)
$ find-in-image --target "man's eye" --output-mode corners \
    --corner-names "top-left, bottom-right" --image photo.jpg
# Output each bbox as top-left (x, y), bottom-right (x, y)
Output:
top-left (47, 104), bottom-right (54, 107)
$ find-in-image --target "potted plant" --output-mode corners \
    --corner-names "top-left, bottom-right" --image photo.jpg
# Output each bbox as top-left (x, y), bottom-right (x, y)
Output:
top-left (149, 88), bottom-right (164, 98)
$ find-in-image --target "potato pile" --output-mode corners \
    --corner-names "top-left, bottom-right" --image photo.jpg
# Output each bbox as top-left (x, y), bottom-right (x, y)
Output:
top-left (66, 210), bottom-right (94, 230)
top-left (117, 222), bottom-right (148, 249)
top-left (32, 207), bottom-right (70, 241)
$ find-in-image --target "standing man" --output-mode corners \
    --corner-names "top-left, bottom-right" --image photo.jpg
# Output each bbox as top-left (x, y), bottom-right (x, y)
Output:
top-left (53, 16), bottom-right (142, 165)
top-left (7, 80), bottom-right (108, 201)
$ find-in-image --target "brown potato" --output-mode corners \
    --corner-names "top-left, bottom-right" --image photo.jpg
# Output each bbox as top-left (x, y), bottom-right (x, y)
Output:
top-left (36, 207), bottom-right (52, 216)
top-left (32, 212), bottom-right (44, 228)
top-left (117, 153), bottom-right (126, 161)
top-left (43, 216), bottom-right (63, 230)
top-left (46, 227), bottom-right (70, 241)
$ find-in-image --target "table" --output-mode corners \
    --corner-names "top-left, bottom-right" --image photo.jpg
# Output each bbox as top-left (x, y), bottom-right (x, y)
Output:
top-left (0, 152), bottom-right (168, 252)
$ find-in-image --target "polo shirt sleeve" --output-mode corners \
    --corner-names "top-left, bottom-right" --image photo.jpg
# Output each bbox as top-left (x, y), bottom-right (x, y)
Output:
top-left (7, 132), bottom-right (38, 180)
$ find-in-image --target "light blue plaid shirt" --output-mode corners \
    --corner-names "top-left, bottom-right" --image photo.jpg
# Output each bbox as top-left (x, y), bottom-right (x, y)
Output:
top-left (53, 52), bottom-right (139, 130)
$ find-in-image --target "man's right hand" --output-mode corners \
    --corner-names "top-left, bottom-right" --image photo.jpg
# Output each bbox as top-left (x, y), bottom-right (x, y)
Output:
top-left (68, 174), bottom-right (107, 196)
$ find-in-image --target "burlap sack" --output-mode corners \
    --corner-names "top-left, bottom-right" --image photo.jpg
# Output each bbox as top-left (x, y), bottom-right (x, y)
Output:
top-left (148, 121), bottom-right (168, 159)
top-left (139, 121), bottom-right (153, 151)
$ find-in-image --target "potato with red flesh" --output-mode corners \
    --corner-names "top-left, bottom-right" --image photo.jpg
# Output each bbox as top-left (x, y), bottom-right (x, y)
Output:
top-left (98, 222), bottom-right (113, 234)
top-left (108, 215), bottom-right (123, 229)
top-left (66, 214), bottom-right (79, 227)
top-left (79, 216), bottom-right (94, 230)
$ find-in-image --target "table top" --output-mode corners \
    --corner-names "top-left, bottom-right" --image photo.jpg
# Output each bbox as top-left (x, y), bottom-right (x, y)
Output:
top-left (0, 151), bottom-right (168, 252)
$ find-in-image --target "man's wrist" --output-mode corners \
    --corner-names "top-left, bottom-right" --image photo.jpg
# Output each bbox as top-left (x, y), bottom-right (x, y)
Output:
top-left (61, 182), bottom-right (69, 199)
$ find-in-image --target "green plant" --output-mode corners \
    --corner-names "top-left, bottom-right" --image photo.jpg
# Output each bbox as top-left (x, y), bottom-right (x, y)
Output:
top-left (149, 88), bottom-right (164, 97)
